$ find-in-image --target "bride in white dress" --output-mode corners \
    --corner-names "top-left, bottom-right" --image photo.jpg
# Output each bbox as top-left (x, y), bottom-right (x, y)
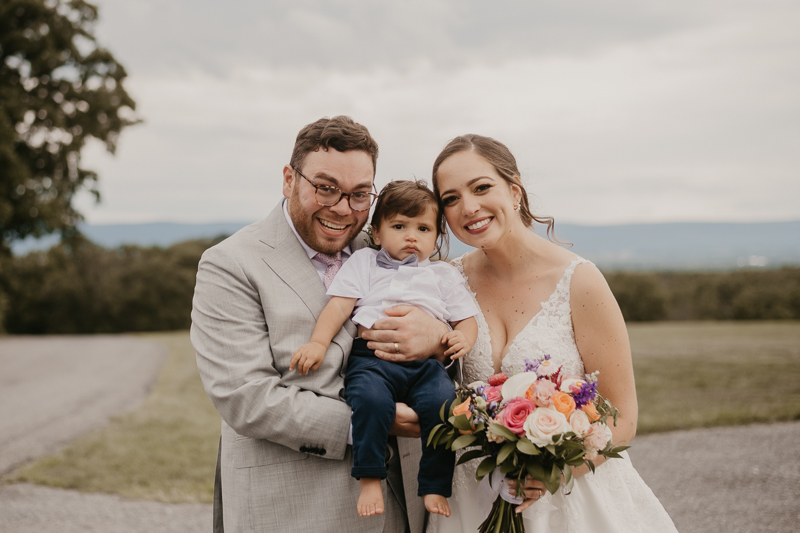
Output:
top-left (426, 134), bottom-right (678, 533)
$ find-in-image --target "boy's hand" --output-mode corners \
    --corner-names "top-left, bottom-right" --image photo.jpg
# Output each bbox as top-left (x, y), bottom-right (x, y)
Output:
top-left (290, 342), bottom-right (326, 375)
top-left (442, 330), bottom-right (471, 360)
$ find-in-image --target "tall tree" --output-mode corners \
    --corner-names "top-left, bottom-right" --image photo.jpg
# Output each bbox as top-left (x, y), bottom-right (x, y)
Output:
top-left (0, 0), bottom-right (138, 256)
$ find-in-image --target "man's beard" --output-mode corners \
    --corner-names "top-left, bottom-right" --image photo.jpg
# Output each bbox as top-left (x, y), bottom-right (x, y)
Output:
top-left (288, 191), bottom-right (365, 254)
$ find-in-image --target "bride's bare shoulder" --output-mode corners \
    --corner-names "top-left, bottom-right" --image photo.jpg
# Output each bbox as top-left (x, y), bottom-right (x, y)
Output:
top-left (570, 261), bottom-right (617, 313)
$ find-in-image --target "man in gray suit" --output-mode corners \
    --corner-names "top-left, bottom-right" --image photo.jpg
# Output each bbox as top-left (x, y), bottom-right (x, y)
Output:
top-left (191, 116), bottom-right (451, 533)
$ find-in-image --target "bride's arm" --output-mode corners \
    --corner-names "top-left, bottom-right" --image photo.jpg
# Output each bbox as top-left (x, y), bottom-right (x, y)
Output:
top-left (569, 262), bottom-right (638, 475)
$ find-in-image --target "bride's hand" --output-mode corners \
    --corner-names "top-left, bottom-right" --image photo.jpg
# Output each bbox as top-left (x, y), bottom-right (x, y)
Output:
top-left (506, 476), bottom-right (547, 513)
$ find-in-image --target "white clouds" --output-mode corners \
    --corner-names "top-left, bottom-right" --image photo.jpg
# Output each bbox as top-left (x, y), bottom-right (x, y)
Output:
top-left (79, 0), bottom-right (800, 224)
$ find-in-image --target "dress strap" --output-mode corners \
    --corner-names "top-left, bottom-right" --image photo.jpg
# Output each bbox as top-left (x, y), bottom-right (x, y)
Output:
top-left (561, 257), bottom-right (592, 286)
top-left (546, 257), bottom-right (593, 311)
top-left (452, 254), bottom-right (466, 274)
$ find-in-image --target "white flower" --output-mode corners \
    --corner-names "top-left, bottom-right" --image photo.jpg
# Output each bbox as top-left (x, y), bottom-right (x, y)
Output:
top-left (523, 407), bottom-right (571, 447)
top-left (568, 409), bottom-right (591, 438)
top-left (560, 378), bottom-right (585, 394)
top-left (501, 372), bottom-right (539, 399)
top-left (585, 423), bottom-right (613, 451)
top-left (536, 359), bottom-right (559, 377)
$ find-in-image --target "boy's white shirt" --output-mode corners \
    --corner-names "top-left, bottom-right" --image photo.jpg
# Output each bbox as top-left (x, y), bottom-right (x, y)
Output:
top-left (326, 247), bottom-right (478, 328)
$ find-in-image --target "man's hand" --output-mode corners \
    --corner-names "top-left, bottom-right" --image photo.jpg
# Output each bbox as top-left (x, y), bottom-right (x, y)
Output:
top-left (361, 305), bottom-right (450, 362)
top-left (289, 342), bottom-right (326, 375)
top-left (389, 402), bottom-right (421, 438)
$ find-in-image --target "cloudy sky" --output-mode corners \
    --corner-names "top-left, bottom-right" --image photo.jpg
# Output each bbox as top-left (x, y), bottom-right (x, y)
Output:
top-left (75, 0), bottom-right (800, 226)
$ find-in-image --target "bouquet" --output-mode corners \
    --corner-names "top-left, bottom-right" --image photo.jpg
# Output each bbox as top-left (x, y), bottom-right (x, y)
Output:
top-left (428, 355), bottom-right (629, 533)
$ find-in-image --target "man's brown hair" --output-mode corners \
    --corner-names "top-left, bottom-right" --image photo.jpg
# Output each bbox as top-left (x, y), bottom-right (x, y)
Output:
top-left (290, 116), bottom-right (379, 174)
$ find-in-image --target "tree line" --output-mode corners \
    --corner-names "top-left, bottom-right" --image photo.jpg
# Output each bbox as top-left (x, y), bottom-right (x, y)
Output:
top-left (606, 269), bottom-right (800, 321)
top-left (1, 239), bottom-right (799, 334)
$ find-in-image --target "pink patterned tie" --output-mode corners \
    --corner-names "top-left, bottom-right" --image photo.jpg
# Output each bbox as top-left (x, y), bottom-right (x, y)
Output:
top-left (314, 252), bottom-right (343, 290)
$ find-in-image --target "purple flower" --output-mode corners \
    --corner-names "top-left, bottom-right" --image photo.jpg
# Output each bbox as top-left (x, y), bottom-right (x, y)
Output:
top-left (524, 358), bottom-right (540, 372)
top-left (572, 381), bottom-right (598, 408)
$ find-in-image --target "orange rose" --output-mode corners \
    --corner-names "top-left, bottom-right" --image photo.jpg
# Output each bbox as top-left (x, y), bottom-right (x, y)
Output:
top-left (453, 398), bottom-right (474, 434)
top-left (453, 398), bottom-right (473, 419)
top-left (552, 391), bottom-right (576, 418)
top-left (582, 402), bottom-right (600, 422)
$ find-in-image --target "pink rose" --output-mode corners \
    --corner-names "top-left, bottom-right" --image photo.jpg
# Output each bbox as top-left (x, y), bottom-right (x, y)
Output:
top-left (525, 379), bottom-right (557, 408)
top-left (569, 409), bottom-right (591, 438)
top-left (523, 407), bottom-right (571, 446)
top-left (484, 385), bottom-right (502, 403)
top-left (498, 397), bottom-right (536, 435)
top-left (585, 423), bottom-right (612, 451)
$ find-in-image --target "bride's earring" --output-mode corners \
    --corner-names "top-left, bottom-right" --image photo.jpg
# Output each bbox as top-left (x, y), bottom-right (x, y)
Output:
top-left (513, 203), bottom-right (520, 212)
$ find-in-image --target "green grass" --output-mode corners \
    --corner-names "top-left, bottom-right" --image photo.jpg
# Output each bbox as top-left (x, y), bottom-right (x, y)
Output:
top-left (630, 321), bottom-right (800, 434)
top-left (7, 331), bottom-right (220, 503)
top-left (7, 322), bottom-right (800, 501)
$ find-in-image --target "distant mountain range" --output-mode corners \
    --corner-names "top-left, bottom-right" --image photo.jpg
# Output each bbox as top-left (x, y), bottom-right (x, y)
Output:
top-left (12, 220), bottom-right (800, 271)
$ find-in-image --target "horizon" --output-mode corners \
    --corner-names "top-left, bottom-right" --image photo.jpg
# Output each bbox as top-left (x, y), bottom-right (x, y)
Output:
top-left (62, 217), bottom-right (800, 229)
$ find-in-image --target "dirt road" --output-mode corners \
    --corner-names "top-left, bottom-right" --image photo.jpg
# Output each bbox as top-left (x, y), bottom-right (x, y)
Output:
top-left (0, 335), bottom-right (166, 475)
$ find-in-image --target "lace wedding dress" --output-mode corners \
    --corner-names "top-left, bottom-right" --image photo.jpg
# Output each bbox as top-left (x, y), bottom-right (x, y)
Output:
top-left (427, 256), bottom-right (678, 533)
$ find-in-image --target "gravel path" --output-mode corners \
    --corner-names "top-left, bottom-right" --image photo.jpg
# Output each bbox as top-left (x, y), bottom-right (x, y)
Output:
top-left (630, 421), bottom-right (800, 533)
top-left (0, 483), bottom-right (211, 533)
top-left (0, 335), bottom-right (167, 476)
top-left (0, 336), bottom-right (797, 532)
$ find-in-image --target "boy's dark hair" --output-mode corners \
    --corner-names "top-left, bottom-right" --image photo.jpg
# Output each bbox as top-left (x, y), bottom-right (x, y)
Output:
top-left (370, 180), bottom-right (449, 259)
top-left (290, 116), bottom-right (379, 174)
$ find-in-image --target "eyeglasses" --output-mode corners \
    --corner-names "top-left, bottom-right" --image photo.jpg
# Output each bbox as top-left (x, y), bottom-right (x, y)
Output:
top-left (293, 167), bottom-right (377, 212)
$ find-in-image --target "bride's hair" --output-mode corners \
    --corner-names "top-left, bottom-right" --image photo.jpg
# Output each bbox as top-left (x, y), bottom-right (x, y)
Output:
top-left (431, 134), bottom-right (559, 242)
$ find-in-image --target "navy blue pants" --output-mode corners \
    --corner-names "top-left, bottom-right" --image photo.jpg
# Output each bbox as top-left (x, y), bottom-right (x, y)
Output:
top-left (344, 339), bottom-right (456, 497)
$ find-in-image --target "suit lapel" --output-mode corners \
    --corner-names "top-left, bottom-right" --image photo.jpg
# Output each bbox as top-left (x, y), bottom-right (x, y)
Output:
top-left (259, 204), bottom-right (330, 318)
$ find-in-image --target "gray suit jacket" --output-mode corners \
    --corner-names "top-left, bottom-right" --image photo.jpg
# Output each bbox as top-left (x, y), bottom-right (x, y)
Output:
top-left (191, 203), bottom-right (425, 533)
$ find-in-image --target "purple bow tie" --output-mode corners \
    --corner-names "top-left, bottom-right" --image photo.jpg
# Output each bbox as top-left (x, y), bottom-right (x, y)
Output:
top-left (376, 248), bottom-right (418, 270)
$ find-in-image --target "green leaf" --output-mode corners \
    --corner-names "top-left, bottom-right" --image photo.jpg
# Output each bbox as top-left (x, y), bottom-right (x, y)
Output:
top-left (542, 463), bottom-right (561, 494)
top-left (499, 461), bottom-right (517, 474)
top-left (427, 425), bottom-right (443, 447)
top-left (439, 401), bottom-right (448, 423)
top-left (516, 438), bottom-right (540, 455)
top-left (432, 427), bottom-right (450, 449)
top-left (525, 460), bottom-right (546, 482)
top-left (449, 414), bottom-right (474, 431)
top-left (563, 463), bottom-right (574, 486)
top-left (457, 449), bottom-right (486, 465)
top-left (452, 434), bottom-right (477, 450)
top-left (476, 457), bottom-right (497, 480)
top-left (487, 423), bottom-right (518, 442)
top-left (496, 441), bottom-right (517, 465)
top-left (448, 397), bottom-right (459, 418)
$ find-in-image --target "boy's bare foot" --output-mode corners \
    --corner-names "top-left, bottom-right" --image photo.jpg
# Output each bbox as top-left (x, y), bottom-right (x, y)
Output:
top-left (357, 478), bottom-right (385, 517)
top-left (423, 494), bottom-right (451, 517)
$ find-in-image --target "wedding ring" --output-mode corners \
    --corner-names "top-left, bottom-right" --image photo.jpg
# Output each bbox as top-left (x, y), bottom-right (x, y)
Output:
top-left (538, 489), bottom-right (544, 499)
top-left (394, 342), bottom-right (400, 354)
